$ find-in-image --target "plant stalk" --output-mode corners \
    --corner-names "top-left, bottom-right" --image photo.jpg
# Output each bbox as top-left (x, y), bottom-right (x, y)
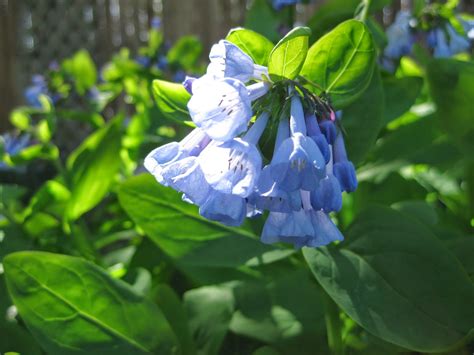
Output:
top-left (322, 289), bottom-right (344, 355)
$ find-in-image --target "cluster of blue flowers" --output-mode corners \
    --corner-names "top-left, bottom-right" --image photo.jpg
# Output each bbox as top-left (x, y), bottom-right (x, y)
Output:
top-left (384, 10), bottom-right (474, 69)
top-left (145, 40), bottom-right (357, 248)
top-left (272, 0), bottom-right (301, 10)
top-left (24, 75), bottom-right (51, 108)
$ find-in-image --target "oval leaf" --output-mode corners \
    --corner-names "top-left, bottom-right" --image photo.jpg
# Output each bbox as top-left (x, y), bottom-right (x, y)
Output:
top-left (226, 28), bottom-right (274, 66)
top-left (342, 68), bottom-right (384, 164)
top-left (427, 59), bottom-right (474, 154)
top-left (303, 206), bottom-right (474, 352)
top-left (66, 115), bottom-right (123, 220)
top-left (3, 251), bottom-right (177, 355)
top-left (268, 26), bottom-right (311, 81)
top-left (152, 79), bottom-right (192, 125)
top-left (301, 20), bottom-right (375, 108)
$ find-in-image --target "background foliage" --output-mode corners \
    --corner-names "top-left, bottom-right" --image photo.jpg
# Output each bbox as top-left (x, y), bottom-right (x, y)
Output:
top-left (1, 0), bottom-right (473, 354)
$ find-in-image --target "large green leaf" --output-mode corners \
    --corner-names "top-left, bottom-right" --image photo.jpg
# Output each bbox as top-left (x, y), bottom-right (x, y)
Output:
top-left (427, 59), bottom-right (474, 154)
top-left (382, 76), bottom-right (423, 125)
top-left (154, 284), bottom-right (196, 355)
top-left (229, 270), bottom-right (327, 354)
top-left (118, 174), bottom-right (289, 283)
top-left (184, 285), bottom-right (234, 355)
top-left (63, 50), bottom-right (97, 95)
top-left (66, 115), bottom-right (123, 220)
top-left (243, 0), bottom-right (280, 42)
top-left (306, 0), bottom-right (390, 42)
top-left (268, 27), bottom-right (310, 81)
top-left (226, 28), bottom-right (274, 66)
top-left (152, 79), bottom-right (192, 125)
top-left (342, 68), bottom-right (384, 164)
top-left (304, 206), bottom-right (474, 352)
top-left (3, 251), bottom-right (177, 355)
top-left (167, 36), bottom-right (203, 71)
top-left (301, 20), bottom-right (375, 108)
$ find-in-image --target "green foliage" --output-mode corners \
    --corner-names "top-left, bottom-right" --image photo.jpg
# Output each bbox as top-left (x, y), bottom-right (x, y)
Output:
top-left (3, 251), bottom-right (178, 354)
top-left (65, 115), bottom-right (123, 220)
top-left (1, 4), bottom-right (473, 355)
top-left (304, 206), bottom-right (474, 352)
top-left (226, 28), bottom-right (274, 66)
top-left (427, 59), bottom-right (474, 154)
top-left (152, 80), bottom-right (192, 125)
top-left (268, 27), bottom-right (311, 80)
top-left (62, 50), bottom-right (97, 95)
top-left (167, 36), bottom-right (203, 71)
top-left (342, 68), bottom-right (384, 164)
top-left (301, 20), bottom-right (376, 108)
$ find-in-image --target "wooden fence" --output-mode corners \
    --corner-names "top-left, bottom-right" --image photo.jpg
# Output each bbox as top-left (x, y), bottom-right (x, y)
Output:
top-left (3, 0), bottom-right (470, 131)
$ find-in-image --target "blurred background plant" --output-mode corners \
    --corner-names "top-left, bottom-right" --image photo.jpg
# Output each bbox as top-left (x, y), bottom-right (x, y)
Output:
top-left (0, 0), bottom-right (473, 354)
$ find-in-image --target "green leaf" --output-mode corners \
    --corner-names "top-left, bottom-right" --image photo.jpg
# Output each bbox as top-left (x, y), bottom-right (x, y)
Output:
top-left (229, 270), bottom-right (327, 353)
top-left (306, 0), bottom-right (389, 43)
top-left (304, 206), bottom-right (474, 352)
top-left (243, 0), bottom-right (280, 42)
top-left (184, 285), bottom-right (234, 355)
top-left (382, 76), bottom-right (423, 125)
top-left (10, 109), bottom-right (31, 130)
top-left (341, 68), bottom-right (384, 164)
top-left (226, 28), bottom-right (274, 66)
top-left (392, 200), bottom-right (438, 227)
top-left (301, 20), bottom-right (376, 108)
top-left (0, 322), bottom-right (42, 355)
top-left (167, 36), bottom-right (203, 71)
top-left (445, 237), bottom-right (474, 279)
top-left (63, 50), bottom-right (97, 95)
top-left (118, 174), bottom-right (287, 283)
top-left (152, 80), bottom-right (192, 125)
top-left (154, 284), bottom-right (196, 355)
top-left (306, 0), bottom-right (359, 42)
top-left (427, 59), bottom-right (474, 154)
top-left (9, 143), bottom-right (59, 164)
top-left (3, 251), bottom-right (178, 355)
top-left (66, 115), bottom-right (123, 220)
top-left (268, 27), bottom-right (311, 81)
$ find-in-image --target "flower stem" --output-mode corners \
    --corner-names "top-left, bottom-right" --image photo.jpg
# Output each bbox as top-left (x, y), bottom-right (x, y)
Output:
top-left (322, 289), bottom-right (344, 355)
top-left (358, 0), bottom-right (372, 22)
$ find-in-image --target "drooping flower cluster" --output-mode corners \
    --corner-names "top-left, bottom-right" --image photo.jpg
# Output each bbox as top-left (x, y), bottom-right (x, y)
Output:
top-left (383, 10), bottom-right (474, 71)
top-left (145, 39), bottom-right (357, 248)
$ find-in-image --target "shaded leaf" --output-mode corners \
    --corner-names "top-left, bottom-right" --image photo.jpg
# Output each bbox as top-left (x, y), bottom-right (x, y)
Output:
top-left (66, 115), bottom-right (123, 220)
top-left (268, 27), bottom-right (310, 81)
top-left (301, 20), bottom-right (376, 108)
top-left (304, 206), bottom-right (474, 352)
top-left (226, 28), bottom-right (274, 66)
top-left (152, 80), bottom-right (192, 125)
top-left (3, 251), bottom-right (177, 355)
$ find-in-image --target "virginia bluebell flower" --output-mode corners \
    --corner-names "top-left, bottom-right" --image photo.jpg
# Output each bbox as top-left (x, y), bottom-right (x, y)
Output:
top-left (310, 157), bottom-right (342, 212)
top-left (24, 75), bottom-right (48, 108)
top-left (182, 76), bottom-right (196, 94)
top-left (0, 134), bottom-right (32, 169)
top-left (261, 192), bottom-right (343, 248)
top-left (144, 128), bottom-right (210, 185)
top-left (384, 11), bottom-right (415, 60)
top-left (319, 119), bottom-right (337, 145)
top-left (269, 95), bottom-right (325, 191)
top-left (272, 0), bottom-right (301, 10)
top-left (305, 113), bottom-right (330, 163)
top-left (150, 17), bottom-right (161, 30)
top-left (187, 78), bottom-right (269, 141)
top-left (145, 37), bottom-right (358, 247)
top-left (207, 40), bottom-right (268, 83)
top-left (428, 23), bottom-right (471, 57)
top-left (198, 112), bottom-right (268, 197)
top-left (332, 132), bottom-right (358, 192)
